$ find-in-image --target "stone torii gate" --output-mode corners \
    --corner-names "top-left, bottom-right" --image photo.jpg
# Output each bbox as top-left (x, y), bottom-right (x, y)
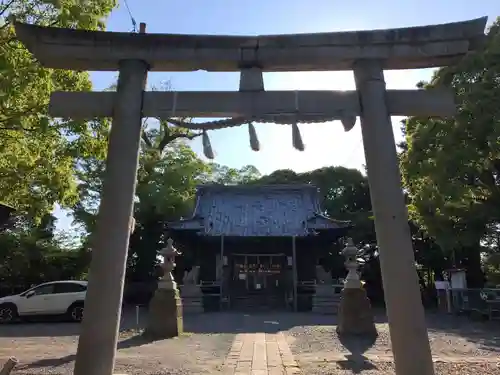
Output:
top-left (15, 17), bottom-right (486, 375)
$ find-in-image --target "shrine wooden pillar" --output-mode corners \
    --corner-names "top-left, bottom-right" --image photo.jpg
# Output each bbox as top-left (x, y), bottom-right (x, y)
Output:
top-left (219, 234), bottom-right (225, 310)
top-left (292, 236), bottom-right (298, 312)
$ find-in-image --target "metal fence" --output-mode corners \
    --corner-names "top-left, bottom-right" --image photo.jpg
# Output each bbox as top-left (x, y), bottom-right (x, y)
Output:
top-left (445, 288), bottom-right (500, 320)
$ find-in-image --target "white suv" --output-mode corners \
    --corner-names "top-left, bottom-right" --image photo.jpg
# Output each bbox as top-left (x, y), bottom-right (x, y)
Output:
top-left (0, 280), bottom-right (87, 323)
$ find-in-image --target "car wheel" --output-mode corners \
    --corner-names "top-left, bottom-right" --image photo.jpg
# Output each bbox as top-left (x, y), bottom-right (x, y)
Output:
top-left (0, 303), bottom-right (18, 323)
top-left (68, 303), bottom-right (84, 322)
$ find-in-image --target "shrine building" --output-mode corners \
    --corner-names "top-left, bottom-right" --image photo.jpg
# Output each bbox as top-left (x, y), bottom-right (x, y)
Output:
top-left (168, 184), bottom-right (351, 311)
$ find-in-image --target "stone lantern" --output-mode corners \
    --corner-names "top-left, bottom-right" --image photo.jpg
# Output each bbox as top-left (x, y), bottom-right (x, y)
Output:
top-left (157, 238), bottom-right (181, 290)
top-left (336, 238), bottom-right (376, 337)
top-left (342, 238), bottom-right (363, 289)
top-left (144, 238), bottom-right (183, 339)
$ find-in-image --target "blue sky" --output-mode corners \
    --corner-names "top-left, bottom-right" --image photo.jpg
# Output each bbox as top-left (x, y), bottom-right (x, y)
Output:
top-left (55, 0), bottom-right (500, 232)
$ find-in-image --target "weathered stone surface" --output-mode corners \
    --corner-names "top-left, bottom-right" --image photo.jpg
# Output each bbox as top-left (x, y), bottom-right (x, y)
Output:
top-left (15, 18), bottom-right (486, 72)
top-left (312, 284), bottom-right (341, 314)
top-left (50, 89), bottom-right (457, 120)
top-left (354, 61), bottom-right (434, 375)
top-left (179, 285), bottom-right (204, 314)
top-left (336, 288), bottom-right (377, 336)
top-left (72, 59), bottom-right (149, 375)
top-left (223, 332), bottom-right (299, 373)
top-left (180, 284), bottom-right (202, 296)
top-left (144, 288), bottom-right (183, 339)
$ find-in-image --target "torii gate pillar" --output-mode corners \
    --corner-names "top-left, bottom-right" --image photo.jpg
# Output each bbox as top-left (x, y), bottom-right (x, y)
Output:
top-left (73, 59), bottom-right (148, 375)
top-left (354, 60), bottom-right (434, 375)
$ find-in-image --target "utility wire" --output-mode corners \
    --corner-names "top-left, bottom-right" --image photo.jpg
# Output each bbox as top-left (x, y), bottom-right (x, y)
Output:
top-left (339, 139), bottom-right (363, 167)
top-left (122, 0), bottom-right (137, 32)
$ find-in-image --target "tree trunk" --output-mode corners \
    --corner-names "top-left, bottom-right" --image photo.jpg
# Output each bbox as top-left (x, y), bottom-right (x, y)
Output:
top-left (459, 245), bottom-right (485, 288)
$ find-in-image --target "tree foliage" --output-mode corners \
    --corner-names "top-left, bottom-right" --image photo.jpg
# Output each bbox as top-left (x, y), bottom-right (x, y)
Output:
top-left (0, 212), bottom-right (90, 295)
top-left (256, 166), bottom-right (374, 244)
top-left (0, 0), bottom-right (116, 220)
top-left (400, 18), bottom-right (500, 286)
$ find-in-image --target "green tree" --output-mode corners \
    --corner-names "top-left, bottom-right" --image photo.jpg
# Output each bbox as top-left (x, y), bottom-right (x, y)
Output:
top-left (256, 166), bottom-right (374, 243)
top-left (400, 19), bottom-right (500, 287)
top-left (73, 116), bottom-right (211, 281)
top-left (0, 0), bottom-right (117, 221)
top-left (206, 163), bottom-right (261, 185)
top-left (0, 212), bottom-right (90, 294)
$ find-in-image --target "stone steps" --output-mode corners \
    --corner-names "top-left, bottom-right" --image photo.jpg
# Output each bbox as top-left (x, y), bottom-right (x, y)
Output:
top-left (179, 285), bottom-right (204, 314)
top-left (312, 296), bottom-right (341, 314)
top-left (231, 294), bottom-right (286, 311)
top-left (312, 285), bottom-right (342, 314)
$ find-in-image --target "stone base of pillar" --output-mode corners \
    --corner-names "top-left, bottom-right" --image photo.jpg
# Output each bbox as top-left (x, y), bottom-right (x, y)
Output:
top-left (144, 288), bottom-right (183, 339)
top-left (336, 287), bottom-right (377, 337)
top-left (312, 284), bottom-right (341, 314)
top-left (179, 285), bottom-right (204, 314)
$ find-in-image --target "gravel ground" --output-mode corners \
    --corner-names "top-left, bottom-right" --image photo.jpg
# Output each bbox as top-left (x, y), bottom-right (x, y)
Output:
top-left (283, 312), bottom-right (500, 375)
top-left (300, 362), bottom-right (500, 375)
top-left (285, 313), bottom-right (500, 357)
top-left (1, 310), bottom-right (499, 374)
top-left (0, 308), bottom-right (235, 375)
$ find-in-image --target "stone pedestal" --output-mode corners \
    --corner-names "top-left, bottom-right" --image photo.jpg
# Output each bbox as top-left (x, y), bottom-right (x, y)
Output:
top-left (336, 287), bottom-right (377, 336)
top-left (179, 284), bottom-right (204, 314)
top-left (145, 239), bottom-right (183, 339)
top-left (312, 284), bottom-right (341, 314)
top-left (436, 289), bottom-right (448, 313)
top-left (144, 288), bottom-right (183, 339)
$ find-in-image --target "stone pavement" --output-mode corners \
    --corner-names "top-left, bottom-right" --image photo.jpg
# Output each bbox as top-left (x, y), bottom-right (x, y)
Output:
top-left (223, 332), bottom-right (301, 375)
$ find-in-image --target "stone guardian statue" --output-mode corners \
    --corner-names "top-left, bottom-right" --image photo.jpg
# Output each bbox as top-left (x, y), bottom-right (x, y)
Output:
top-left (180, 265), bottom-right (203, 314)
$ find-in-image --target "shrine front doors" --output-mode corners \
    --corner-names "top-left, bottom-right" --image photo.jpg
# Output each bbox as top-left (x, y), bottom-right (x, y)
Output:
top-left (229, 253), bottom-right (287, 309)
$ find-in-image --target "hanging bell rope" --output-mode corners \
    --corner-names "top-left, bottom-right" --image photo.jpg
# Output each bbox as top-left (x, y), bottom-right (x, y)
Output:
top-left (202, 131), bottom-right (215, 159)
top-left (248, 122), bottom-right (260, 151)
top-left (292, 91), bottom-right (305, 151)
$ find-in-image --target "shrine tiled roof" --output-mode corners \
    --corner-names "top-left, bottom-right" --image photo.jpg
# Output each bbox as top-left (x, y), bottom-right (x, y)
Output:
top-left (168, 184), bottom-right (350, 237)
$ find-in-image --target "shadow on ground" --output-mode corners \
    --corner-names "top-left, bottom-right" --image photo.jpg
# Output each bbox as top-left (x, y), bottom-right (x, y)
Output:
top-left (2, 308), bottom-right (500, 351)
top-left (425, 312), bottom-right (500, 352)
top-left (8, 310), bottom-right (500, 372)
top-left (19, 354), bottom-right (76, 370)
top-left (20, 330), bottom-right (155, 370)
top-left (183, 311), bottom-right (388, 334)
top-left (20, 335), bottom-right (152, 370)
top-left (336, 333), bottom-right (378, 374)
top-left (117, 333), bottom-right (154, 350)
top-left (0, 307), bottom-right (145, 338)
top-left (1, 307), bottom-right (382, 337)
